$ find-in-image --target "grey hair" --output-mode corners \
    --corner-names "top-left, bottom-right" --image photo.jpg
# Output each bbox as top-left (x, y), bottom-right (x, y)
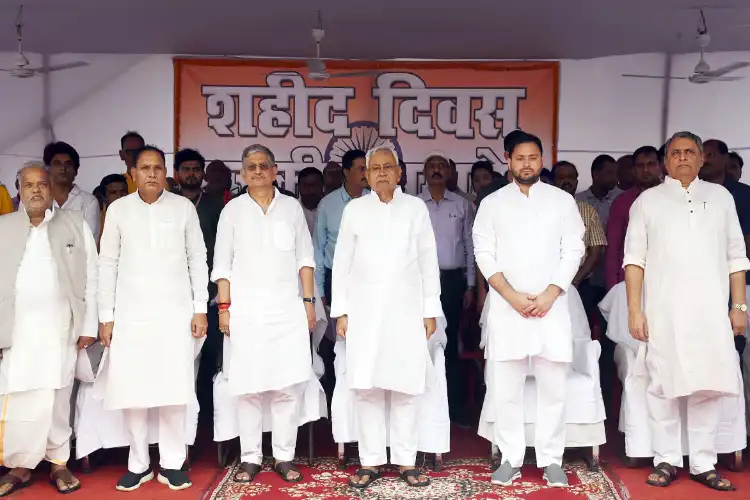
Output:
top-left (17, 162), bottom-right (49, 183)
top-left (664, 131), bottom-right (703, 155)
top-left (241, 144), bottom-right (276, 165)
top-left (365, 145), bottom-right (399, 168)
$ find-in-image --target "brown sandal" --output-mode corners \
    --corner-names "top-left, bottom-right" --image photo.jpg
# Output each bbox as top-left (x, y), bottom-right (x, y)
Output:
top-left (49, 468), bottom-right (81, 494)
top-left (274, 461), bottom-right (303, 483)
top-left (645, 462), bottom-right (677, 487)
top-left (0, 474), bottom-right (31, 498)
top-left (233, 462), bottom-right (261, 483)
top-left (690, 470), bottom-right (736, 491)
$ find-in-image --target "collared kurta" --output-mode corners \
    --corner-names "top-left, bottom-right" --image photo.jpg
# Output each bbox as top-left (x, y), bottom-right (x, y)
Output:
top-left (331, 188), bottom-right (442, 396)
top-left (98, 191), bottom-right (208, 410)
top-left (623, 176), bottom-right (750, 399)
top-left (473, 181), bottom-right (585, 363)
top-left (211, 189), bottom-right (314, 396)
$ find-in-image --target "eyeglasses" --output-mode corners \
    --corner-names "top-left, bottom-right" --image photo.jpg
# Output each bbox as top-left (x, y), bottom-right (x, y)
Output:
top-left (368, 164), bottom-right (397, 175)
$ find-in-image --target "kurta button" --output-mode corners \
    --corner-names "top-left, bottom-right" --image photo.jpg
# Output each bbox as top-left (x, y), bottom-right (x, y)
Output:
top-left (690, 210), bottom-right (694, 213)
top-left (688, 200), bottom-right (692, 203)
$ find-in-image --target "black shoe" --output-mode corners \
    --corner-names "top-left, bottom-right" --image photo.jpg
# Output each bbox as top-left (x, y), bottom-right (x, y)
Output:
top-left (157, 469), bottom-right (192, 491)
top-left (115, 470), bottom-right (154, 491)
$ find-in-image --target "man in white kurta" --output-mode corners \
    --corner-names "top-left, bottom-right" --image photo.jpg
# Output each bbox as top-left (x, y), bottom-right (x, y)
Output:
top-left (624, 131), bottom-right (748, 491)
top-left (0, 166), bottom-right (98, 496)
top-left (98, 146), bottom-right (208, 492)
top-left (212, 145), bottom-right (315, 484)
top-left (473, 132), bottom-right (585, 487)
top-left (332, 146), bottom-right (442, 490)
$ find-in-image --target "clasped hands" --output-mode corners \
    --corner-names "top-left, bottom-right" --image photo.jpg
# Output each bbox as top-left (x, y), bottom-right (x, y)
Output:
top-left (506, 286), bottom-right (562, 318)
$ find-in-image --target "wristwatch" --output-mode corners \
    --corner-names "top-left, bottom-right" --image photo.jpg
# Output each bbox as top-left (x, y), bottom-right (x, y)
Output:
top-left (733, 303), bottom-right (747, 312)
top-left (303, 297), bottom-right (316, 305)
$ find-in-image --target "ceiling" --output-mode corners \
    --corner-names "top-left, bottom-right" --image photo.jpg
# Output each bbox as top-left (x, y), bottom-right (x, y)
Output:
top-left (0, 0), bottom-right (750, 60)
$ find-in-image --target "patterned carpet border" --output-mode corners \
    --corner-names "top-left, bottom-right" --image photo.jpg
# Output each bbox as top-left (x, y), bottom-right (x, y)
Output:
top-left (208, 457), bottom-right (625, 499)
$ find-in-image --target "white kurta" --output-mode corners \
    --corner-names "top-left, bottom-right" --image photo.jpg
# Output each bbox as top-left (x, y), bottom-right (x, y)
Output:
top-left (473, 181), bottom-right (585, 362)
top-left (0, 208), bottom-right (98, 468)
top-left (212, 189), bottom-right (314, 395)
top-left (331, 188), bottom-right (442, 396)
top-left (623, 176), bottom-right (750, 399)
top-left (97, 191), bottom-right (208, 410)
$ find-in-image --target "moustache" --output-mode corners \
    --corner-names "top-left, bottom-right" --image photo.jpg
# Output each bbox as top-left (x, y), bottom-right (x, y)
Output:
top-left (431, 173), bottom-right (443, 178)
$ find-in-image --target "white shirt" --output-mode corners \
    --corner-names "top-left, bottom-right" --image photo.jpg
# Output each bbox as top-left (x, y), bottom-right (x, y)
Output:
top-left (473, 181), bottom-right (585, 362)
top-left (54, 185), bottom-right (100, 239)
top-left (331, 188), bottom-right (442, 395)
top-left (0, 208), bottom-right (98, 393)
top-left (212, 189), bottom-right (315, 394)
top-left (623, 176), bottom-right (749, 398)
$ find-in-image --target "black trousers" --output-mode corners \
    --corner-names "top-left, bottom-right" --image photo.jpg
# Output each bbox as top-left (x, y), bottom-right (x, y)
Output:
top-left (196, 305), bottom-right (222, 422)
top-left (319, 268), bottom-right (336, 406)
top-left (440, 269), bottom-right (467, 422)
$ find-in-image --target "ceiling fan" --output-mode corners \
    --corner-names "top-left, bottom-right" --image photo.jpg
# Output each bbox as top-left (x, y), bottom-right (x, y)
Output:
top-left (231, 11), bottom-right (381, 81)
top-left (622, 9), bottom-right (749, 84)
top-left (0, 5), bottom-right (89, 79)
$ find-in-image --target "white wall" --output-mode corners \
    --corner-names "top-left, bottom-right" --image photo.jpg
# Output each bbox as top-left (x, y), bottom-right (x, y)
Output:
top-left (1, 51), bottom-right (748, 193)
top-left (668, 51), bottom-right (750, 183)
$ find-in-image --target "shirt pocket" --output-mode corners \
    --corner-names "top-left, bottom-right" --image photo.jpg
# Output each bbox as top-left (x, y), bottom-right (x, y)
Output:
top-left (272, 222), bottom-right (296, 252)
top-left (159, 220), bottom-right (186, 253)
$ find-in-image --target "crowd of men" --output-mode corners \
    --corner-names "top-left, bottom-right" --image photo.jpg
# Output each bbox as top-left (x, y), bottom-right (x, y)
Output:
top-left (0, 127), bottom-right (747, 494)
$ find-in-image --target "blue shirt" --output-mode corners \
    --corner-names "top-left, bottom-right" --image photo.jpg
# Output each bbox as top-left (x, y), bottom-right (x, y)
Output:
top-left (313, 187), bottom-right (368, 296)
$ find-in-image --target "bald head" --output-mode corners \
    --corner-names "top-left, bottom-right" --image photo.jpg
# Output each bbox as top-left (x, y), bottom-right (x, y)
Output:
top-left (18, 165), bottom-right (52, 217)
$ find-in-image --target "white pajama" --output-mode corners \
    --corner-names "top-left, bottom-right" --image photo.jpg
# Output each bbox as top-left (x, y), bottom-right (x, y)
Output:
top-left (646, 352), bottom-right (722, 474)
top-left (123, 405), bottom-right (186, 474)
top-left (490, 357), bottom-right (569, 468)
top-left (46, 384), bottom-right (74, 465)
top-left (237, 385), bottom-right (301, 465)
top-left (355, 388), bottom-right (419, 467)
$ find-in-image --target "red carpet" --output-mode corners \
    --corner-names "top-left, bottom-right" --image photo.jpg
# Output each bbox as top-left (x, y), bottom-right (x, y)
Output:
top-left (6, 423), bottom-right (748, 499)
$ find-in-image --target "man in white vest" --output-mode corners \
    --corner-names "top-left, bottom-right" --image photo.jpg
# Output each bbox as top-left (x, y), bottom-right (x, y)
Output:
top-left (212, 144), bottom-right (315, 484)
top-left (625, 131), bottom-right (748, 491)
top-left (0, 165), bottom-right (98, 496)
top-left (331, 145), bottom-right (442, 489)
top-left (98, 146), bottom-right (208, 492)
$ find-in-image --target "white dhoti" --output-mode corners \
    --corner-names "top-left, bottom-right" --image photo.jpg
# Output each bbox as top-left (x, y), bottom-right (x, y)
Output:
top-left (124, 405), bottom-right (186, 474)
top-left (237, 385), bottom-right (302, 464)
top-left (645, 348), bottom-right (722, 474)
top-left (490, 358), bottom-right (569, 468)
top-left (0, 384), bottom-right (73, 469)
top-left (355, 388), bottom-right (419, 467)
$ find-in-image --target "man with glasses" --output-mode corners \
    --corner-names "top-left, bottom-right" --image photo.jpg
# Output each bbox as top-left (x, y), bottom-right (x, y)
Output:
top-left (44, 141), bottom-right (100, 238)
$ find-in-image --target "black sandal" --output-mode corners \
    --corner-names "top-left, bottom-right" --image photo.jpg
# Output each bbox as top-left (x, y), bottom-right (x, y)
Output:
top-left (645, 462), bottom-right (677, 487)
top-left (349, 468), bottom-right (381, 489)
top-left (690, 470), bottom-right (736, 491)
top-left (233, 462), bottom-right (261, 483)
top-left (399, 468), bottom-right (430, 487)
top-left (274, 461), bottom-right (302, 483)
top-left (49, 469), bottom-right (81, 495)
top-left (0, 474), bottom-right (31, 498)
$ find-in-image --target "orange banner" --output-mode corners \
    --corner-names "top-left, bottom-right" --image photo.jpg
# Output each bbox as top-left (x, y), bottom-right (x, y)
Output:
top-left (174, 59), bottom-right (559, 194)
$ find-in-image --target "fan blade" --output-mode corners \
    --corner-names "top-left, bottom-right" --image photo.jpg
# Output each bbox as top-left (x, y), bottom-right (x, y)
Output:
top-left (326, 71), bottom-right (382, 79)
top-left (709, 76), bottom-right (744, 82)
top-left (621, 74), bottom-right (687, 80)
top-left (703, 62), bottom-right (750, 78)
top-left (35, 61), bottom-right (89, 74)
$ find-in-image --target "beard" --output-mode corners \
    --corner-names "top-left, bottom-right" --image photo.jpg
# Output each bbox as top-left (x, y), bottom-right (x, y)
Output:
top-left (514, 173), bottom-right (539, 185)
